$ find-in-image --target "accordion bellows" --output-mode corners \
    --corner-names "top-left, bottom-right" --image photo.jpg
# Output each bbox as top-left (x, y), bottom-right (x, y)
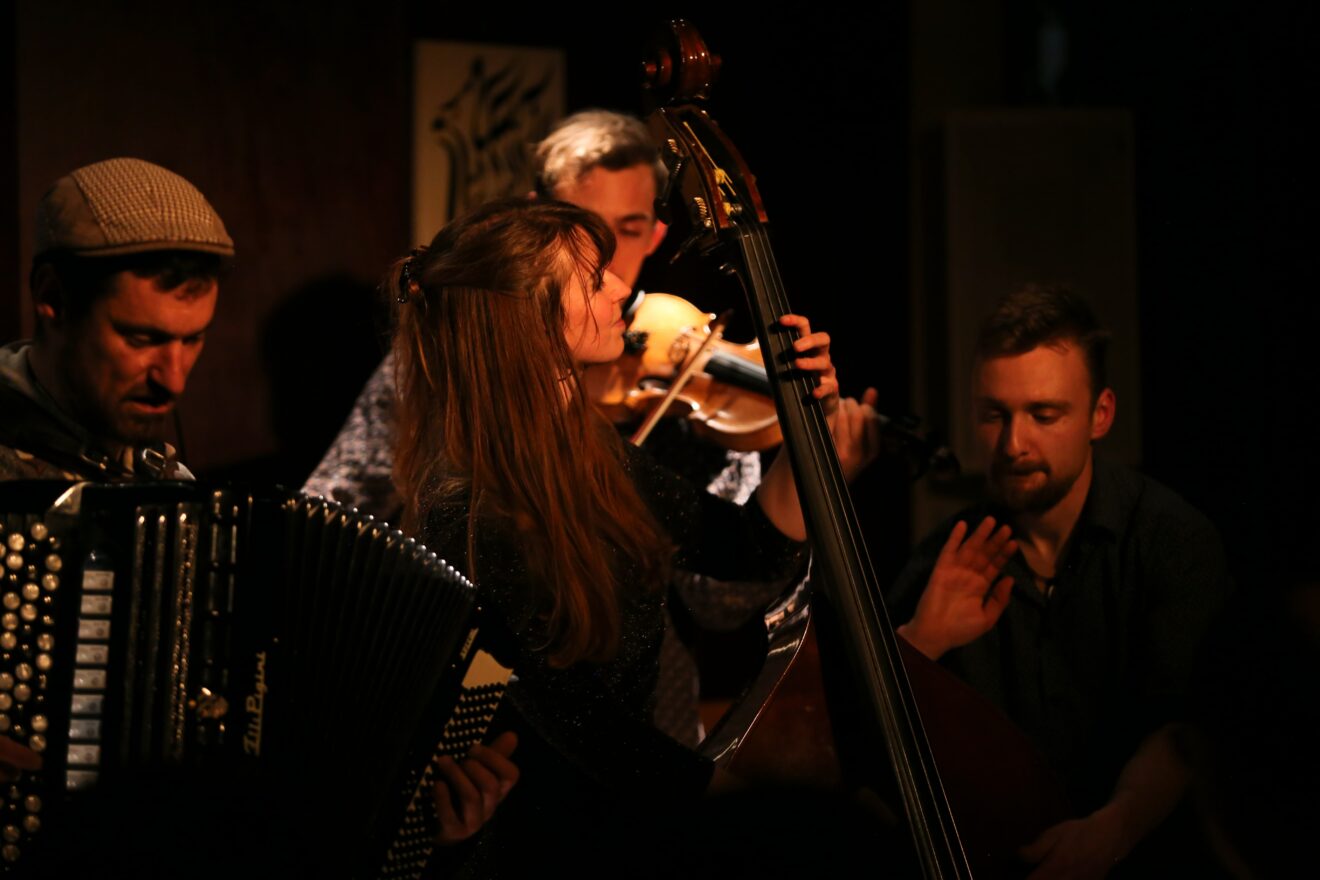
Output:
top-left (0, 481), bottom-right (487, 877)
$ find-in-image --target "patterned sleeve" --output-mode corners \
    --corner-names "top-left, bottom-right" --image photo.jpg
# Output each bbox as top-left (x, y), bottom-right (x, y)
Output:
top-left (623, 444), bottom-right (807, 585)
top-left (301, 353), bottom-right (403, 522)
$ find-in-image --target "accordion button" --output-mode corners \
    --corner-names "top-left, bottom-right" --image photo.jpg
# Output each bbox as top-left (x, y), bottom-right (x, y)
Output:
top-left (0, 696), bottom-right (10, 711)
top-left (23, 795), bottom-right (39, 813)
top-left (13, 665), bottom-right (31, 682)
top-left (4, 555), bottom-right (20, 571)
top-left (40, 574), bottom-right (57, 592)
top-left (77, 620), bottom-right (109, 640)
top-left (21, 816), bottom-right (37, 834)
top-left (43, 555), bottom-right (61, 572)
top-left (71, 670), bottom-right (105, 690)
top-left (1, 844), bottom-right (17, 862)
top-left (0, 634), bottom-right (13, 651)
top-left (0, 674), bottom-right (11, 690)
top-left (66, 744), bottom-right (100, 766)
top-left (27, 735), bottom-right (44, 753)
top-left (1, 594), bottom-right (15, 610)
top-left (1, 827), bottom-right (17, 844)
top-left (35, 654), bottom-right (52, 672)
top-left (70, 694), bottom-right (102, 715)
top-left (64, 771), bottom-right (97, 790)
top-left (18, 606), bottom-right (35, 623)
top-left (30, 716), bottom-right (46, 733)
top-left (28, 523), bottom-right (48, 542)
top-left (1, 615), bottom-right (16, 632)
top-left (82, 570), bottom-right (113, 592)
top-left (4, 535), bottom-right (22, 552)
top-left (79, 596), bottom-right (112, 616)
top-left (36, 634), bottom-right (53, 652)
top-left (20, 584), bottom-right (38, 602)
top-left (69, 719), bottom-right (101, 739)
top-left (74, 646), bottom-right (107, 666)
top-left (13, 685), bottom-right (29, 703)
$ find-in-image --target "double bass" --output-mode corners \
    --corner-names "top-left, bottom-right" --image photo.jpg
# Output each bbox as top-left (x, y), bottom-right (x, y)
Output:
top-left (641, 22), bottom-right (1069, 877)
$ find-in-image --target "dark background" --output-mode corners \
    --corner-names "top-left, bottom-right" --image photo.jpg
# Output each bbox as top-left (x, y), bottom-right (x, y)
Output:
top-left (3, 2), bottom-right (1315, 588)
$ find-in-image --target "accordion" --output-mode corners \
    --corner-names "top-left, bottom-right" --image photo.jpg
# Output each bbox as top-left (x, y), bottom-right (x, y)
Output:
top-left (0, 480), bottom-right (506, 878)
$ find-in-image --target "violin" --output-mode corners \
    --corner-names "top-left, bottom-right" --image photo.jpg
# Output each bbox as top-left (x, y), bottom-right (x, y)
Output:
top-left (584, 290), bottom-right (960, 475)
top-left (583, 291), bottom-right (781, 451)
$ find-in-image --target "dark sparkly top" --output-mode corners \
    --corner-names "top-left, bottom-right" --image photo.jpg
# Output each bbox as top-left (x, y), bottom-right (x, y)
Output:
top-left (423, 442), bottom-right (806, 800)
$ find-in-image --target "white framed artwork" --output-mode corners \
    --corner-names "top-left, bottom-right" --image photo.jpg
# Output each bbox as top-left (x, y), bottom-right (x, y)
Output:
top-left (412, 41), bottom-right (566, 245)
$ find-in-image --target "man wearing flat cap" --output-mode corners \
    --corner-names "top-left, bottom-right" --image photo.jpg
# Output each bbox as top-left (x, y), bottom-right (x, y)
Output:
top-left (0, 157), bottom-right (233, 482)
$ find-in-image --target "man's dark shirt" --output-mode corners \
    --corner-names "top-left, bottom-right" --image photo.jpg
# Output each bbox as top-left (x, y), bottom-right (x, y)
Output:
top-left (889, 456), bottom-right (1233, 811)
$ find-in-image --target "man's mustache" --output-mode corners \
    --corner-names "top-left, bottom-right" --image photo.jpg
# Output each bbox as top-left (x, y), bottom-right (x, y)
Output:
top-left (125, 384), bottom-right (176, 407)
top-left (993, 460), bottom-right (1049, 477)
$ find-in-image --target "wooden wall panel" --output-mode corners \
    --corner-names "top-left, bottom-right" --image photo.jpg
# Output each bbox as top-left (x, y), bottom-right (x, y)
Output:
top-left (14, 2), bottom-right (409, 478)
top-left (942, 109), bottom-right (1140, 473)
top-left (913, 109), bottom-right (1139, 537)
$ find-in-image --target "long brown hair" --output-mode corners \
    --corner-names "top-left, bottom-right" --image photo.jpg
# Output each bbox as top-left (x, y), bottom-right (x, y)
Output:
top-left (392, 198), bottom-right (671, 667)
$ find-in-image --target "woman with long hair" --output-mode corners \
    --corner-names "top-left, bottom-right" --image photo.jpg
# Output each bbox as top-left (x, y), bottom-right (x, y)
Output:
top-left (391, 197), bottom-right (875, 872)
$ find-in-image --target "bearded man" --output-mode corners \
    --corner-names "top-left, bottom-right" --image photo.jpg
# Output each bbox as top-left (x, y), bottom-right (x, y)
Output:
top-left (889, 284), bottom-right (1232, 878)
top-left (0, 158), bottom-right (232, 481)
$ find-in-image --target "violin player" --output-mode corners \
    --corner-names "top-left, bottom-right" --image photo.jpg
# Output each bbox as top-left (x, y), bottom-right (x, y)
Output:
top-left (305, 109), bottom-right (876, 763)
top-left (889, 285), bottom-right (1232, 877)
top-left (388, 196), bottom-right (885, 875)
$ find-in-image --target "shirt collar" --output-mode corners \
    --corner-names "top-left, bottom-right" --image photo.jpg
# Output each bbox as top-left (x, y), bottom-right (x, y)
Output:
top-left (1071, 455), bottom-right (1130, 542)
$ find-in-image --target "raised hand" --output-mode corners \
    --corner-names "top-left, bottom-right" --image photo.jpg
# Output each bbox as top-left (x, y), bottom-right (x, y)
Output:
top-left (831, 387), bottom-right (882, 483)
top-left (899, 517), bottom-right (1017, 660)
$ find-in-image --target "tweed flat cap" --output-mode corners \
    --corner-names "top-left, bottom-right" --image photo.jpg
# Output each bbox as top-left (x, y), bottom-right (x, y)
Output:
top-left (34, 157), bottom-right (234, 259)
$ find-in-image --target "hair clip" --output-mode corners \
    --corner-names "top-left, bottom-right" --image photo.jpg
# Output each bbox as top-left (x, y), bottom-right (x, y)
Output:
top-left (397, 247), bottom-right (427, 304)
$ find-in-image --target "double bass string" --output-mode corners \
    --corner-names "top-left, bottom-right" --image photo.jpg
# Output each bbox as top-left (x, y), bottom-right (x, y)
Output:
top-left (740, 223), bottom-right (968, 872)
